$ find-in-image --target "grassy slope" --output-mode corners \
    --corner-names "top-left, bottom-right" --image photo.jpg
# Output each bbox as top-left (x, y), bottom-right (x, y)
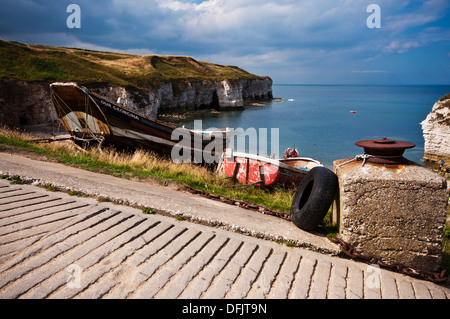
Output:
top-left (0, 128), bottom-right (295, 214)
top-left (0, 40), bottom-right (265, 89)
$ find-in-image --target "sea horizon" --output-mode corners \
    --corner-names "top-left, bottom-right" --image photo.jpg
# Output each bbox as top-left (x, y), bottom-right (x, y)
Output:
top-left (273, 83), bottom-right (450, 87)
top-left (182, 84), bottom-right (450, 169)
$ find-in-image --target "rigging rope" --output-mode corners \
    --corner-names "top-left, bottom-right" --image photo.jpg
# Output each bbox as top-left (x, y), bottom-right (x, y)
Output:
top-left (334, 154), bottom-right (405, 174)
top-left (50, 87), bottom-right (107, 148)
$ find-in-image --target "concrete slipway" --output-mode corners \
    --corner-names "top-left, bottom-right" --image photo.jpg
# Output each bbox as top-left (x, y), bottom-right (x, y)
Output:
top-left (0, 152), bottom-right (449, 299)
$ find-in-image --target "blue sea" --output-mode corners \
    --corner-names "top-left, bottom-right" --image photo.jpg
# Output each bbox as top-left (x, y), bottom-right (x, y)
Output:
top-left (181, 85), bottom-right (450, 169)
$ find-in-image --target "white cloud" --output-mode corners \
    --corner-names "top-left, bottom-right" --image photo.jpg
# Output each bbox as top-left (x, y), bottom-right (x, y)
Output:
top-left (385, 40), bottom-right (422, 53)
top-left (109, 0), bottom-right (365, 46)
top-left (1, 0), bottom-right (449, 84)
top-left (352, 70), bottom-right (389, 73)
top-left (383, 0), bottom-right (450, 32)
top-left (161, 0), bottom-right (219, 12)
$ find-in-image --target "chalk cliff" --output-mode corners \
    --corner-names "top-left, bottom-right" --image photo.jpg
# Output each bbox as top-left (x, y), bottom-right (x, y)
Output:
top-left (0, 40), bottom-right (273, 127)
top-left (0, 77), bottom-right (272, 127)
top-left (421, 93), bottom-right (450, 163)
top-left (0, 79), bottom-right (57, 128)
top-left (128, 77), bottom-right (273, 117)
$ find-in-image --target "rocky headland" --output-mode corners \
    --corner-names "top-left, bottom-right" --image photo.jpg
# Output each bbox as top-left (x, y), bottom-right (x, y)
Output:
top-left (421, 93), bottom-right (450, 165)
top-left (0, 40), bottom-right (272, 128)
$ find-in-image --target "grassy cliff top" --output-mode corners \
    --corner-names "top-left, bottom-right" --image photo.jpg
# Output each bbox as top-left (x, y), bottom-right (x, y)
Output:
top-left (0, 40), bottom-right (267, 89)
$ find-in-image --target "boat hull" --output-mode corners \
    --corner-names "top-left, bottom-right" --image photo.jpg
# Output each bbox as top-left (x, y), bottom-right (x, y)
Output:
top-left (223, 151), bottom-right (322, 187)
top-left (50, 82), bottom-right (226, 160)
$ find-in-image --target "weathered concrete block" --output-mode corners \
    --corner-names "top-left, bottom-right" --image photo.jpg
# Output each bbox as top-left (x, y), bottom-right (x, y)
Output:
top-left (332, 159), bottom-right (447, 272)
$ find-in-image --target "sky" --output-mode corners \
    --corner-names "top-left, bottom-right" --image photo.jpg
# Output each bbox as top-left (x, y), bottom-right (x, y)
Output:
top-left (1, 0), bottom-right (449, 85)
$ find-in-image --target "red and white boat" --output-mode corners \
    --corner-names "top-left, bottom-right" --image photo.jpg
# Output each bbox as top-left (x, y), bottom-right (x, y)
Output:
top-left (223, 149), bottom-right (323, 187)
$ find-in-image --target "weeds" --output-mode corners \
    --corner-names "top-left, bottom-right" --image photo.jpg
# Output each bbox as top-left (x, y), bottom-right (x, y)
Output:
top-left (68, 190), bottom-right (83, 197)
top-left (275, 239), bottom-right (297, 247)
top-left (285, 241), bottom-right (296, 247)
top-left (45, 185), bottom-right (57, 192)
top-left (97, 196), bottom-right (112, 203)
top-left (2, 175), bottom-right (25, 185)
top-left (142, 207), bottom-right (155, 215)
top-left (443, 221), bottom-right (450, 273)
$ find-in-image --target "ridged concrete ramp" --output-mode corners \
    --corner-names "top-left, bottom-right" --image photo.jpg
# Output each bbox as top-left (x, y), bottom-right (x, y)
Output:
top-left (0, 180), bottom-right (449, 299)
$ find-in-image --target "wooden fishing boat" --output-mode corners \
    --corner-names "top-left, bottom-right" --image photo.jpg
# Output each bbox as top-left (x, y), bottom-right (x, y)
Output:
top-left (223, 149), bottom-right (323, 187)
top-left (50, 82), bottom-right (228, 161)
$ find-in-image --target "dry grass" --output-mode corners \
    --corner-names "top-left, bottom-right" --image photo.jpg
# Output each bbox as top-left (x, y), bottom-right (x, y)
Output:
top-left (97, 147), bottom-right (217, 183)
top-left (0, 127), bottom-right (294, 212)
top-left (0, 127), bottom-right (213, 180)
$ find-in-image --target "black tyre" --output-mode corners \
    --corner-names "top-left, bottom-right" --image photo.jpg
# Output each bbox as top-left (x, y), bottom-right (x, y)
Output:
top-left (290, 167), bottom-right (339, 231)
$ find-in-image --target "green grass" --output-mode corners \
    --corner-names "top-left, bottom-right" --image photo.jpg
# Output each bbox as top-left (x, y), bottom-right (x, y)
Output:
top-left (1, 175), bottom-right (25, 185)
top-left (10, 177), bottom-right (24, 185)
top-left (68, 190), bottom-right (84, 197)
top-left (443, 205), bottom-right (450, 273)
top-left (285, 241), bottom-right (296, 247)
top-left (45, 185), bottom-right (58, 192)
top-left (0, 40), bottom-right (267, 91)
top-left (0, 128), bottom-right (295, 214)
top-left (97, 196), bottom-right (112, 203)
top-left (142, 207), bottom-right (156, 215)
